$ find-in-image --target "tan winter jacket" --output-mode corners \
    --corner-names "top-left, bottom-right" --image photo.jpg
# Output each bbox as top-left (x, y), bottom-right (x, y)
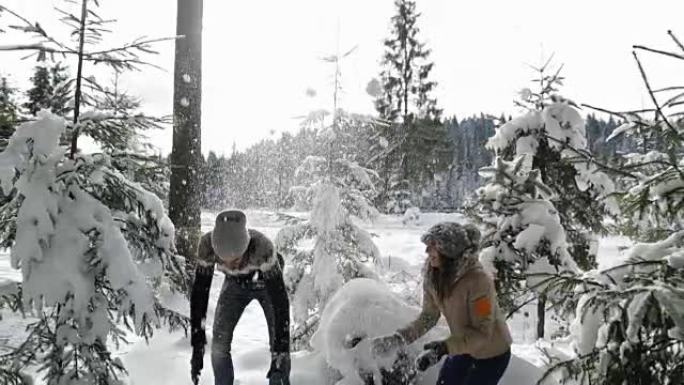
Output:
top-left (397, 260), bottom-right (512, 359)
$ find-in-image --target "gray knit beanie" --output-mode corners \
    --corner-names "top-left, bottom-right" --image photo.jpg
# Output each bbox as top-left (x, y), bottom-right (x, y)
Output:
top-left (212, 210), bottom-right (250, 259)
top-left (420, 222), bottom-right (481, 259)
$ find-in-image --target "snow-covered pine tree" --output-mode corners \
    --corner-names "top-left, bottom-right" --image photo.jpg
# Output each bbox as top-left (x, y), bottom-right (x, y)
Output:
top-left (276, 111), bottom-right (382, 350)
top-left (470, 62), bottom-right (617, 338)
top-left (472, 154), bottom-right (580, 328)
top-left (0, 76), bottom-right (23, 325)
top-left (539, 31), bottom-right (684, 385)
top-left (490, 62), bottom-right (618, 270)
top-left (79, 72), bottom-right (171, 204)
top-left (0, 112), bottom-right (179, 384)
top-left (0, 2), bottom-right (185, 383)
top-left (24, 66), bottom-right (52, 116)
top-left (370, 0), bottom-right (450, 211)
top-left (274, 132), bottom-right (300, 210)
top-left (24, 63), bottom-right (72, 117)
top-left (445, 115), bottom-right (497, 209)
top-left (202, 151), bottom-right (227, 210)
top-left (0, 76), bottom-right (18, 150)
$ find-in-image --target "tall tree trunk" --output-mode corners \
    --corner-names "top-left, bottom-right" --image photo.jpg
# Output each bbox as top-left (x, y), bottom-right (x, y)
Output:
top-left (170, 0), bottom-right (203, 286)
top-left (537, 293), bottom-right (547, 339)
top-left (69, 0), bottom-right (89, 158)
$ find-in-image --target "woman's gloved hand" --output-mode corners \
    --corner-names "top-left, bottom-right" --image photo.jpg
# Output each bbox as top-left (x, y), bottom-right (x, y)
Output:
top-left (416, 340), bottom-right (448, 372)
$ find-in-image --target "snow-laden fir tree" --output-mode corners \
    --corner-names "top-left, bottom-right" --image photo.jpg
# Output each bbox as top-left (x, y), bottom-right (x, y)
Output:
top-left (442, 115), bottom-right (497, 209)
top-left (540, 32), bottom-right (684, 385)
top-left (0, 76), bottom-right (18, 150)
top-left (0, 2), bottom-right (184, 383)
top-left (276, 111), bottom-right (382, 349)
top-left (202, 151), bottom-right (227, 210)
top-left (24, 63), bottom-right (71, 117)
top-left (370, 0), bottom-right (451, 211)
top-left (470, 62), bottom-right (618, 338)
top-left (472, 155), bottom-right (580, 331)
top-left (0, 112), bottom-right (180, 384)
top-left (79, 72), bottom-right (171, 203)
top-left (486, 62), bottom-right (618, 271)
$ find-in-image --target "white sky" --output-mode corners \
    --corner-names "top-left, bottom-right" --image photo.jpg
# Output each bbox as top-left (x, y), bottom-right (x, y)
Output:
top-left (1, 0), bottom-right (683, 155)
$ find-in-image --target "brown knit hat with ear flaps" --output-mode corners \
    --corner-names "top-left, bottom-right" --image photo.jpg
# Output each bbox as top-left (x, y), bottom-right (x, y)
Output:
top-left (421, 222), bottom-right (481, 259)
top-left (212, 210), bottom-right (250, 263)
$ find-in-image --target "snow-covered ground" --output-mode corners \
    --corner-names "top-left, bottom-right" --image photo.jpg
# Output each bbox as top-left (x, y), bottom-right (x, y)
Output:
top-left (0, 210), bottom-right (633, 385)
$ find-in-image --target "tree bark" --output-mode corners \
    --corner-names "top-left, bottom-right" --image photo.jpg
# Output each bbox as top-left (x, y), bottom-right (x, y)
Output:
top-left (69, 0), bottom-right (88, 158)
top-left (537, 293), bottom-right (547, 339)
top-left (170, 0), bottom-right (203, 284)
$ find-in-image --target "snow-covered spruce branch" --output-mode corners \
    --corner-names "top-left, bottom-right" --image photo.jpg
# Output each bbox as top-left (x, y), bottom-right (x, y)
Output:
top-left (631, 52), bottom-right (684, 141)
top-left (0, 112), bottom-right (182, 384)
top-left (542, 134), bottom-right (638, 180)
top-left (0, 5), bottom-right (73, 54)
top-left (0, 5), bottom-right (175, 71)
top-left (537, 233), bottom-right (684, 384)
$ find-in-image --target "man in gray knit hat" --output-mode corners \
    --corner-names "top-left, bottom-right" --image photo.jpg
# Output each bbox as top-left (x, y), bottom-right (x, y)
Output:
top-left (190, 210), bottom-right (290, 385)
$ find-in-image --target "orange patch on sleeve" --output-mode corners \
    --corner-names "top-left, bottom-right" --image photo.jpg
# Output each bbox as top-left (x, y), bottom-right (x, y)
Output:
top-left (474, 297), bottom-right (492, 318)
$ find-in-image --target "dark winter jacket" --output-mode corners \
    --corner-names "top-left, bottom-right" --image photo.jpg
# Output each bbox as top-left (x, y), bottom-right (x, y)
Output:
top-left (190, 229), bottom-right (290, 353)
top-left (197, 229), bottom-right (281, 276)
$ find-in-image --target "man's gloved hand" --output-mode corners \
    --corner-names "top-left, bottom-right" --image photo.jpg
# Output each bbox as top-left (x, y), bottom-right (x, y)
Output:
top-left (371, 332), bottom-right (405, 357)
top-left (190, 327), bottom-right (206, 384)
top-left (267, 352), bottom-right (291, 385)
top-left (416, 340), bottom-right (448, 372)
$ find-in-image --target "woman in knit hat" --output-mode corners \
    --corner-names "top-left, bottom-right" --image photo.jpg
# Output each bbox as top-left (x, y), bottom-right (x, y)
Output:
top-left (372, 222), bottom-right (512, 385)
top-left (190, 210), bottom-right (290, 385)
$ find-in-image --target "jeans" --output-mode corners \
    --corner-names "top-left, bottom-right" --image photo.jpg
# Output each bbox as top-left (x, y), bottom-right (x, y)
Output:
top-left (436, 349), bottom-right (511, 385)
top-left (211, 275), bottom-right (279, 385)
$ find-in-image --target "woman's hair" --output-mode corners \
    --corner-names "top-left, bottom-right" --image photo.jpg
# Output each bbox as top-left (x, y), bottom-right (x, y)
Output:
top-left (426, 253), bottom-right (460, 302)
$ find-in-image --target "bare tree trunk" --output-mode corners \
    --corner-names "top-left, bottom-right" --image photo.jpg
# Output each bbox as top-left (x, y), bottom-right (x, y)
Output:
top-left (170, 0), bottom-right (203, 285)
top-left (537, 293), bottom-right (547, 339)
top-left (69, 0), bottom-right (88, 158)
